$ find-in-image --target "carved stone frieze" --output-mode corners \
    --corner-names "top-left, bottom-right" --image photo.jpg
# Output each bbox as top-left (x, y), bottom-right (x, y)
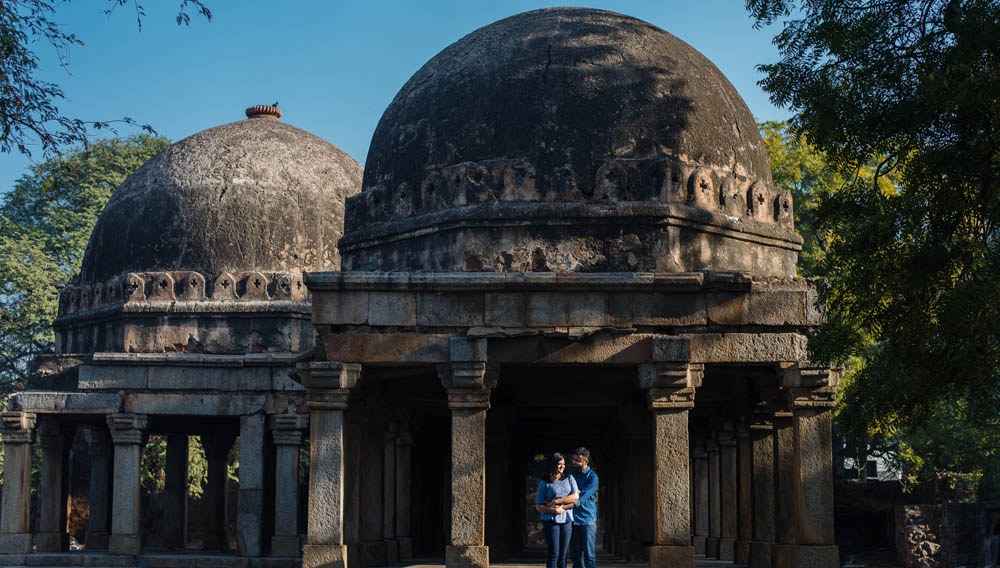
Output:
top-left (58, 270), bottom-right (310, 318)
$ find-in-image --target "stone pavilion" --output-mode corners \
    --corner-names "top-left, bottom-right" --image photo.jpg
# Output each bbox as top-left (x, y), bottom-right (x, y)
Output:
top-left (0, 8), bottom-right (839, 568)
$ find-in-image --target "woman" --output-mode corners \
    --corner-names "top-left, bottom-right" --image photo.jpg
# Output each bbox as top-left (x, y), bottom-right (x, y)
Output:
top-left (535, 452), bottom-right (580, 568)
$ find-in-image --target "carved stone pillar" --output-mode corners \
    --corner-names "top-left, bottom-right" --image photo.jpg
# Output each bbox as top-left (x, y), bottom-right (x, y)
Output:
top-left (395, 430), bottom-right (414, 558)
top-left (83, 425), bottom-right (112, 549)
top-left (718, 428), bottom-right (738, 561)
top-left (691, 438), bottom-right (709, 555)
top-left (202, 434), bottom-right (236, 551)
top-left (384, 423), bottom-right (399, 563)
top-left (772, 407), bottom-right (796, 568)
top-left (271, 414), bottom-right (309, 557)
top-left (163, 434), bottom-right (189, 549)
top-left (735, 424), bottom-right (753, 564)
top-left (37, 419), bottom-right (71, 551)
top-left (787, 364), bottom-right (839, 568)
top-left (238, 413), bottom-right (266, 557)
top-left (440, 341), bottom-right (491, 568)
top-left (640, 362), bottom-right (702, 568)
top-left (705, 437), bottom-right (721, 558)
top-left (108, 413), bottom-right (148, 555)
top-left (300, 361), bottom-right (361, 568)
top-left (0, 411), bottom-right (36, 554)
top-left (749, 409), bottom-right (775, 568)
top-left (344, 401), bottom-right (365, 568)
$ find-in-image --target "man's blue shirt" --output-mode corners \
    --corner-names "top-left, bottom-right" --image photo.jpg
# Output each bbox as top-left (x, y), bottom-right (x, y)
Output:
top-left (570, 467), bottom-right (598, 525)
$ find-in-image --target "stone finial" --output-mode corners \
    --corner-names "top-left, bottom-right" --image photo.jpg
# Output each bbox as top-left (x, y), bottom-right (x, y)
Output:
top-left (245, 105), bottom-right (282, 120)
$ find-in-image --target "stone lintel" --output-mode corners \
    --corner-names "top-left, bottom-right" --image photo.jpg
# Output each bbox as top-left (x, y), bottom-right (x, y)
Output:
top-left (779, 361), bottom-right (840, 389)
top-left (789, 386), bottom-right (837, 409)
top-left (123, 394), bottom-right (266, 416)
top-left (8, 392), bottom-right (121, 414)
top-left (324, 334), bottom-right (450, 364)
top-left (91, 351), bottom-right (301, 367)
top-left (0, 411), bottom-right (36, 444)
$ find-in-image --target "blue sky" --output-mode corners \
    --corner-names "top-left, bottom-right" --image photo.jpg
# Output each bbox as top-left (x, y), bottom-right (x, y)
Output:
top-left (1, 1), bottom-right (793, 193)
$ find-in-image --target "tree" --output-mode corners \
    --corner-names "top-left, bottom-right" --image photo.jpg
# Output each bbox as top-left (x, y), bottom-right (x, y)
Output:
top-left (1, 1), bottom-right (210, 157)
top-left (0, 134), bottom-right (170, 390)
top-left (747, 0), bottom-right (1000, 494)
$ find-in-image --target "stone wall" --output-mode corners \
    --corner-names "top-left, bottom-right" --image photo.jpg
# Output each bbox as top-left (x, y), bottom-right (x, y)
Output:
top-left (896, 502), bottom-right (1000, 567)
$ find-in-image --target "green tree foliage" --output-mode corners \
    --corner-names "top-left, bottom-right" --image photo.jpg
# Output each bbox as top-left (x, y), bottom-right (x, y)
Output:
top-left (1, 1), bottom-right (209, 157)
top-left (0, 135), bottom-right (170, 390)
top-left (748, 0), bottom-right (1000, 494)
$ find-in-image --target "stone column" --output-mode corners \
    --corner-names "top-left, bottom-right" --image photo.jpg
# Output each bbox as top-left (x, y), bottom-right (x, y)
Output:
top-left (640, 362), bottom-right (702, 568)
top-left (202, 434), bottom-right (235, 551)
top-left (163, 434), bottom-right (189, 549)
top-left (344, 402), bottom-right (365, 568)
top-left (692, 438), bottom-right (709, 555)
top-left (108, 413), bottom-right (148, 555)
top-left (238, 413), bottom-right (266, 557)
top-left (772, 409), bottom-right (797, 568)
top-left (439, 346), bottom-right (491, 568)
top-left (395, 430), bottom-right (414, 558)
top-left (83, 425), bottom-right (112, 549)
top-left (271, 414), bottom-right (309, 557)
top-left (37, 418), bottom-right (71, 551)
top-left (718, 428), bottom-right (738, 561)
top-left (383, 424), bottom-right (399, 563)
top-left (705, 437), bottom-right (721, 558)
top-left (789, 374), bottom-right (839, 568)
top-left (0, 411), bottom-right (36, 554)
top-left (360, 403), bottom-right (386, 566)
top-left (735, 425), bottom-right (753, 564)
top-left (749, 412), bottom-right (775, 568)
top-left (299, 361), bottom-right (361, 568)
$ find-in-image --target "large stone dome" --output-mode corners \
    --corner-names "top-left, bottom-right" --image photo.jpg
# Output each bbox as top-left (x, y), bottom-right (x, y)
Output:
top-left (341, 7), bottom-right (801, 276)
top-left (80, 110), bottom-right (363, 283)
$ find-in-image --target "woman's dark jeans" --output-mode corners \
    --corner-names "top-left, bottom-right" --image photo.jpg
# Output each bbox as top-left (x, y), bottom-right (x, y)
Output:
top-left (544, 520), bottom-right (573, 568)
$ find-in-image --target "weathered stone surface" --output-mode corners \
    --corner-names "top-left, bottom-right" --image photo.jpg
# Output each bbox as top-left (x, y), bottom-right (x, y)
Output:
top-left (682, 333), bottom-right (807, 363)
top-left (10, 392), bottom-right (121, 413)
top-left (526, 292), bottom-right (609, 327)
top-left (445, 545), bottom-right (489, 568)
top-left (794, 409), bottom-right (835, 545)
top-left (323, 333), bottom-right (450, 364)
top-left (648, 544), bottom-right (694, 567)
top-left (368, 292), bottom-right (416, 326)
top-left (313, 290), bottom-right (369, 325)
top-left (418, 293), bottom-right (485, 327)
top-left (302, 543), bottom-right (346, 568)
top-left (79, 116), bottom-right (362, 284)
top-left (123, 394), bottom-right (265, 415)
top-left (706, 290), bottom-right (808, 326)
top-left (653, 410), bottom-right (691, 546)
top-left (484, 293), bottom-right (526, 327)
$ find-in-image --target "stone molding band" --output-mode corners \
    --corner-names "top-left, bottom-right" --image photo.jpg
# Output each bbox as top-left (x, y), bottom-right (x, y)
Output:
top-left (57, 270), bottom-right (310, 319)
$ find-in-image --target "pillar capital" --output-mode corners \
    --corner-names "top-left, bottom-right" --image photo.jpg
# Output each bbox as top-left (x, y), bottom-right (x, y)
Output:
top-left (640, 362), bottom-right (703, 410)
top-left (298, 361), bottom-right (361, 391)
top-left (779, 361), bottom-right (840, 389)
top-left (106, 413), bottom-right (147, 445)
top-left (789, 386), bottom-right (837, 409)
top-left (0, 411), bottom-right (36, 444)
top-left (271, 413), bottom-right (308, 445)
top-left (445, 387), bottom-right (491, 410)
top-left (438, 361), bottom-right (488, 389)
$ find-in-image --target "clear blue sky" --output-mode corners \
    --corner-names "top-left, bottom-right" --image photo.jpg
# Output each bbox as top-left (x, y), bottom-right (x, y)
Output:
top-left (1, 0), bottom-right (793, 193)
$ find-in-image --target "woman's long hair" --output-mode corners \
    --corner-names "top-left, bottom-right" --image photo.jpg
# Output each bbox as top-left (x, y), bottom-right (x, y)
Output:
top-left (544, 452), bottom-right (566, 483)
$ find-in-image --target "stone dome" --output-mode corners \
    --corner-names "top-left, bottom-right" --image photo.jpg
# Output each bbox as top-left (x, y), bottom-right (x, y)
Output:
top-left (341, 7), bottom-right (801, 276)
top-left (80, 111), bottom-right (363, 283)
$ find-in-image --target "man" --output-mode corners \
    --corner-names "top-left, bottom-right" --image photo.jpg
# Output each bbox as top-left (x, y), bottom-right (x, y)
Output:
top-left (568, 447), bottom-right (598, 568)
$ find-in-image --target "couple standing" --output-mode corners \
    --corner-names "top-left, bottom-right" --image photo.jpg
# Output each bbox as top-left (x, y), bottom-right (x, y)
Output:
top-left (534, 447), bottom-right (599, 568)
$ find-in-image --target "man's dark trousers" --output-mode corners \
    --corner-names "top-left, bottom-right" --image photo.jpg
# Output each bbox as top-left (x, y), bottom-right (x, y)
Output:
top-left (571, 523), bottom-right (597, 568)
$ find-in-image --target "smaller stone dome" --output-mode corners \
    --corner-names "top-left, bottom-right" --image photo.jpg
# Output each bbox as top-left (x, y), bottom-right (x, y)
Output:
top-left (80, 110), bottom-right (363, 283)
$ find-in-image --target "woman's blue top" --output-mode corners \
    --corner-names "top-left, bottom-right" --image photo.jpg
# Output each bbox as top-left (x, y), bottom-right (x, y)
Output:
top-left (535, 475), bottom-right (579, 524)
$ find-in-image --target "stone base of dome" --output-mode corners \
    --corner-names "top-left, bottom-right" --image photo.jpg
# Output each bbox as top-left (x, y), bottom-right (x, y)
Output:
top-left (340, 202), bottom-right (801, 276)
